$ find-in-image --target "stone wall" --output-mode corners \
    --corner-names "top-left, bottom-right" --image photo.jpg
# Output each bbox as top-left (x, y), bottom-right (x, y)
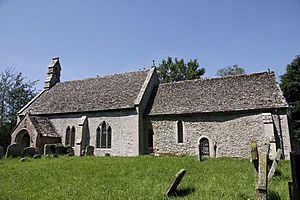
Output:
top-left (271, 110), bottom-right (292, 159)
top-left (146, 111), bottom-right (277, 158)
top-left (48, 109), bottom-right (140, 156)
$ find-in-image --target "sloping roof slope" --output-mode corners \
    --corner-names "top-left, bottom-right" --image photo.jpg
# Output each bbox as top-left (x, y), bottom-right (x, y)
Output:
top-left (29, 115), bottom-right (60, 137)
top-left (150, 72), bottom-right (288, 115)
top-left (24, 69), bottom-right (150, 114)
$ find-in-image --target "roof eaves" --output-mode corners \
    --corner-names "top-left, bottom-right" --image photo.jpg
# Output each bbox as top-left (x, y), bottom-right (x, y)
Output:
top-left (18, 90), bottom-right (46, 115)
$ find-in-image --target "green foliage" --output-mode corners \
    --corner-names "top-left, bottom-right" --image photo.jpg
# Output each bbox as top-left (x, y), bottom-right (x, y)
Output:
top-left (0, 68), bottom-right (37, 149)
top-left (280, 56), bottom-right (300, 138)
top-left (157, 57), bottom-right (205, 83)
top-left (0, 156), bottom-right (291, 199)
top-left (216, 65), bottom-right (245, 77)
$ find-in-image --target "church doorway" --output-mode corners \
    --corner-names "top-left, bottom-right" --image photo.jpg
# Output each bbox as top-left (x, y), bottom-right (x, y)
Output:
top-left (16, 130), bottom-right (31, 149)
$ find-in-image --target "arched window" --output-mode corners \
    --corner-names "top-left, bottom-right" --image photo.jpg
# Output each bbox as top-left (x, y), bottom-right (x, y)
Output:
top-left (96, 121), bottom-right (112, 148)
top-left (96, 127), bottom-right (101, 148)
top-left (65, 126), bottom-right (70, 146)
top-left (71, 126), bottom-right (76, 147)
top-left (107, 126), bottom-right (112, 148)
top-left (177, 120), bottom-right (183, 143)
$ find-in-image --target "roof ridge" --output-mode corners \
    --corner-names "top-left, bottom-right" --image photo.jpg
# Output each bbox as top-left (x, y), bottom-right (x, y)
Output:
top-left (57, 67), bottom-right (151, 85)
top-left (159, 71), bottom-right (274, 86)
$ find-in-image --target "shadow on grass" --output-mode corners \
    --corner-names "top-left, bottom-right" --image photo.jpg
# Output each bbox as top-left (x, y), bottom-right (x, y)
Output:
top-left (268, 190), bottom-right (281, 200)
top-left (172, 187), bottom-right (196, 197)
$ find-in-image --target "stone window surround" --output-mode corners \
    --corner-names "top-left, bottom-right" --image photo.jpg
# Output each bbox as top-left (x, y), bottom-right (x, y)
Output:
top-left (96, 121), bottom-right (112, 149)
top-left (175, 120), bottom-right (185, 144)
top-left (65, 126), bottom-right (76, 147)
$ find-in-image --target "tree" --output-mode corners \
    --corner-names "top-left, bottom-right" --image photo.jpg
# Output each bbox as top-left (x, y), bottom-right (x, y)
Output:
top-left (216, 65), bottom-right (245, 77)
top-left (157, 57), bottom-right (205, 83)
top-left (0, 68), bottom-right (37, 150)
top-left (280, 56), bottom-right (300, 139)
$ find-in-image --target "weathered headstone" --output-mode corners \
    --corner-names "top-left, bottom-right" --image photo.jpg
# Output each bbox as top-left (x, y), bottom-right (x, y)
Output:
top-left (52, 154), bottom-right (58, 158)
top-left (6, 143), bottom-right (22, 158)
top-left (44, 144), bottom-right (52, 155)
top-left (165, 169), bottom-right (186, 196)
top-left (251, 140), bottom-right (259, 171)
top-left (85, 146), bottom-right (94, 156)
top-left (257, 152), bottom-right (268, 200)
top-left (289, 151), bottom-right (300, 200)
top-left (55, 145), bottom-right (64, 155)
top-left (20, 157), bottom-right (28, 162)
top-left (268, 149), bottom-right (282, 180)
top-left (33, 154), bottom-right (41, 159)
top-left (0, 146), bottom-right (4, 159)
top-left (23, 147), bottom-right (36, 157)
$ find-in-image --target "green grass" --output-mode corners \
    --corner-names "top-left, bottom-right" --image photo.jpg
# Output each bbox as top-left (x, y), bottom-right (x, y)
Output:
top-left (0, 156), bottom-right (291, 200)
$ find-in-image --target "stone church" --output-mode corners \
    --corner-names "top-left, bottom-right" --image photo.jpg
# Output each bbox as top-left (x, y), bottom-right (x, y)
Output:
top-left (11, 58), bottom-right (293, 159)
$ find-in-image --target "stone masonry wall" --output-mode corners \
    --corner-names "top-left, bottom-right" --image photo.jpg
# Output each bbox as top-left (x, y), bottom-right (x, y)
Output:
top-left (147, 112), bottom-right (270, 158)
top-left (48, 109), bottom-right (139, 156)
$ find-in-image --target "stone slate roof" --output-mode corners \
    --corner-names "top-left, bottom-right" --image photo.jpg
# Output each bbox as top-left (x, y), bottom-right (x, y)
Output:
top-left (29, 115), bottom-right (60, 137)
top-left (150, 72), bottom-right (288, 115)
top-left (25, 69), bottom-right (150, 114)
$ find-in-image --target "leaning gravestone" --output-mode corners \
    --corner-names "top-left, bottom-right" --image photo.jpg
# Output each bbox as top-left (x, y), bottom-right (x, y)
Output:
top-left (257, 152), bottom-right (268, 200)
top-left (165, 169), bottom-right (186, 196)
top-left (44, 144), bottom-right (52, 155)
top-left (85, 146), bottom-right (94, 156)
top-left (268, 149), bottom-right (282, 180)
top-left (6, 143), bottom-right (22, 158)
top-left (0, 146), bottom-right (4, 159)
top-left (23, 147), bottom-right (36, 157)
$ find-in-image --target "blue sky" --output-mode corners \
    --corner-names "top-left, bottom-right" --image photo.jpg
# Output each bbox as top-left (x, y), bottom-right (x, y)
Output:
top-left (0, 0), bottom-right (299, 90)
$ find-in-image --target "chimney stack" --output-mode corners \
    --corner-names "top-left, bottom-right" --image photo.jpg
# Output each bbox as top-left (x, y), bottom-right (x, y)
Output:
top-left (44, 57), bottom-right (61, 90)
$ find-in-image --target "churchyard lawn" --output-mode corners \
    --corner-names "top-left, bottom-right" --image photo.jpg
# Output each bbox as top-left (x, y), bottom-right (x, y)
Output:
top-left (0, 156), bottom-right (290, 199)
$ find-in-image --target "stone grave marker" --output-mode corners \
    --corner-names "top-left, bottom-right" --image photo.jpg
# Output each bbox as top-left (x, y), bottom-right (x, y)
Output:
top-left (0, 146), bottom-right (4, 159)
top-left (20, 157), bottom-right (28, 162)
top-left (268, 149), bottom-right (282, 180)
top-left (23, 147), bottom-right (36, 157)
top-left (44, 144), bottom-right (52, 155)
top-left (6, 143), bottom-right (22, 158)
top-left (251, 140), bottom-right (259, 171)
top-left (257, 152), bottom-right (268, 200)
top-left (165, 169), bottom-right (186, 196)
top-left (85, 146), bottom-right (94, 156)
top-left (33, 154), bottom-right (41, 159)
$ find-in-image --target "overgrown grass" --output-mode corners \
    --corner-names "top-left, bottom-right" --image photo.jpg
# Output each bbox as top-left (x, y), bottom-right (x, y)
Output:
top-left (0, 156), bottom-right (291, 200)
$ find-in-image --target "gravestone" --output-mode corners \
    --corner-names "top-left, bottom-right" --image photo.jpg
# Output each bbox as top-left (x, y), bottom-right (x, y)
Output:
top-left (257, 152), bottom-right (268, 200)
top-left (85, 146), bottom-right (94, 156)
top-left (33, 154), bottom-right (41, 159)
top-left (20, 157), bottom-right (28, 162)
top-left (6, 143), bottom-right (22, 158)
top-left (251, 140), bottom-right (259, 170)
top-left (23, 147), bottom-right (36, 157)
top-left (0, 146), bottom-right (4, 159)
top-left (268, 149), bottom-right (282, 180)
top-left (289, 151), bottom-right (300, 200)
top-left (44, 144), bottom-right (52, 155)
top-left (165, 169), bottom-right (186, 196)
